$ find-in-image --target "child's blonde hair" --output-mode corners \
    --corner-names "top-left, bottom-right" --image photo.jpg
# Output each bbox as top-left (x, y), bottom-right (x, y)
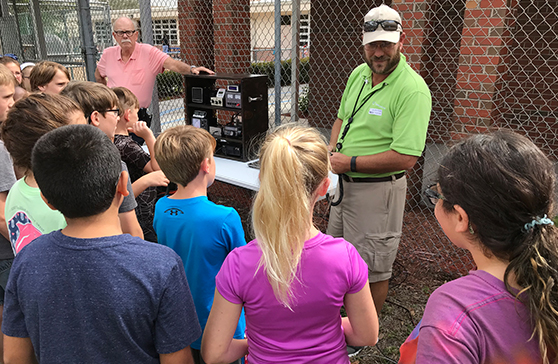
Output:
top-left (154, 125), bottom-right (216, 186)
top-left (112, 86), bottom-right (140, 113)
top-left (0, 64), bottom-right (16, 87)
top-left (253, 124), bottom-right (330, 309)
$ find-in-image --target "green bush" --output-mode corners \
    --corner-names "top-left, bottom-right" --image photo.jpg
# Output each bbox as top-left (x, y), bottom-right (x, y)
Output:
top-left (250, 57), bottom-right (310, 87)
top-left (156, 70), bottom-right (184, 99)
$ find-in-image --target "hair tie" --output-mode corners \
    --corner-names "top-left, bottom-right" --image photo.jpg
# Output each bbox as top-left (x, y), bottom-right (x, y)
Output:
top-left (523, 214), bottom-right (554, 232)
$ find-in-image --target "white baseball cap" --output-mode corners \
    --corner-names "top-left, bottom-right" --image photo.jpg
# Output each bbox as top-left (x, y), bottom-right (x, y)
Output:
top-left (362, 4), bottom-right (402, 45)
top-left (20, 62), bottom-right (35, 71)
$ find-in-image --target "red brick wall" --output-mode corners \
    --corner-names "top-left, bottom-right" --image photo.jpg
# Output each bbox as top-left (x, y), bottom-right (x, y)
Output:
top-left (178, 0), bottom-right (214, 68)
top-left (213, 0), bottom-right (251, 74)
top-left (451, 0), bottom-right (512, 137)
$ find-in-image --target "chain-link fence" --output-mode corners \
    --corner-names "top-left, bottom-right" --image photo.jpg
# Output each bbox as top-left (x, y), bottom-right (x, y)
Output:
top-left (1, 0), bottom-right (556, 278)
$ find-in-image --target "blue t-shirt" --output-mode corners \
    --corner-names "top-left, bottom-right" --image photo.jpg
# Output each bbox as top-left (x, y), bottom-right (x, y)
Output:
top-left (154, 195), bottom-right (246, 350)
top-left (2, 230), bottom-right (201, 363)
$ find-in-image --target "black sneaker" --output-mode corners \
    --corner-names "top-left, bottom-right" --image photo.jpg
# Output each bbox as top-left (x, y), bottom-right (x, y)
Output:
top-left (347, 345), bottom-right (364, 358)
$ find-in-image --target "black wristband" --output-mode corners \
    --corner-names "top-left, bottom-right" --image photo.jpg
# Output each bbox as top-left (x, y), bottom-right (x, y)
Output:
top-left (350, 156), bottom-right (357, 172)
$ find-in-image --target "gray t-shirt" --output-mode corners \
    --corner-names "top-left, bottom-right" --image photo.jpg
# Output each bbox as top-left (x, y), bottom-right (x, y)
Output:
top-left (119, 161), bottom-right (137, 213)
top-left (0, 141), bottom-right (16, 259)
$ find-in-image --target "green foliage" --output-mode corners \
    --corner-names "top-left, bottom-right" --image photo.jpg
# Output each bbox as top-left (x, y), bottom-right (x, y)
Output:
top-left (250, 57), bottom-right (310, 87)
top-left (299, 85), bottom-right (309, 113)
top-left (156, 70), bottom-right (183, 99)
top-left (108, 0), bottom-right (140, 10)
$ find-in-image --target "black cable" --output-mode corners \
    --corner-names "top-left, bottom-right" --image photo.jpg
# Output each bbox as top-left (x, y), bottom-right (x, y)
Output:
top-left (328, 175), bottom-right (344, 206)
top-left (385, 298), bottom-right (416, 328)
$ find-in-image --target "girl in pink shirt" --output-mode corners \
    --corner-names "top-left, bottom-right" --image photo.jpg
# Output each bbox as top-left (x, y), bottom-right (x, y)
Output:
top-left (202, 125), bottom-right (378, 363)
top-left (400, 131), bottom-right (558, 364)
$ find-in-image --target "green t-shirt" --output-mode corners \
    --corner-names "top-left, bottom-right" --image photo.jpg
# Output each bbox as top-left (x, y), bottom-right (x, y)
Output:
top-left (336, 54), bottom-right (432, 178)
top-left (5, 177), bottom-right (67, 254)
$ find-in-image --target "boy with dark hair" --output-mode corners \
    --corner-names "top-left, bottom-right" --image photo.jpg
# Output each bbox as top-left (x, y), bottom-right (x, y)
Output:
top-left (2, 124), bottom-right (201, 363)
top-left (153, 125), bottom-right (246, 364)
top-left (112, 86), bottom-right (168, 242)
top-left (61, 80), bottom-right (143, 239)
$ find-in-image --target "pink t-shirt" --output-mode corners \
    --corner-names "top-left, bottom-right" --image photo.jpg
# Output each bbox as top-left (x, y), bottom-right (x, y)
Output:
top-left (216, 232), bottom-right (368, 364)
top-left (399, 270), bottom-right (548, 364)
top-left (97, 43), bottom-right (169, 108)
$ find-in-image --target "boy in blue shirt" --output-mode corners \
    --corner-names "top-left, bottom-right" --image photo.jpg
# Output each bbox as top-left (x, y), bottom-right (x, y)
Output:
top-left (2, 125), bottom-right (201, 363)
top-left (154, 125), bottom-right (246, 364)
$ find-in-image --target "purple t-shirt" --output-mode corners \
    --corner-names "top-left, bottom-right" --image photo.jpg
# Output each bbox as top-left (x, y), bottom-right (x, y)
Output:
top-left (216, 232), bottom-right (368, 364)
top-left (399, 270), bottom-right (546, 364)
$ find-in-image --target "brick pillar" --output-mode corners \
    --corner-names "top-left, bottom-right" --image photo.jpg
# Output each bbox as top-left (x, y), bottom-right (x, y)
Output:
top-left (452, 0), bottom-right (512, 137)
top-left (392, 0), bottom-right (429, 71)
top-left (178, 0), bottom-right (214, 68)
top-left (213, 0), bottom-right (251, 74)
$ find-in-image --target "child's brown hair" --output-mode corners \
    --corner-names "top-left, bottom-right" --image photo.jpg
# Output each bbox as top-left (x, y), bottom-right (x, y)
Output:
top-left (29, 61), bottom-right (70, 91)
top-left (112, 86), bottom-right (140, 113)
top-left (62, 81), bottom-right (119, 121)
top-left (0, 93), bottom-right (82, 172)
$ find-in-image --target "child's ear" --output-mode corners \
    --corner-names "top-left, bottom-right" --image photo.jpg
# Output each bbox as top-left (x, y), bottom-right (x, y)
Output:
top-left (123, 108), bottom-right (131, 122)
top-left (452, 204), bottom-right (470, 234)
top-left (316, 177), bottom-right (330, 197)
top-left (89, 110), bottom-right (101, 127)
top-left (116, 171), bottom-right (130, 197)
top-left (201, 158), bottom-right (211, 174)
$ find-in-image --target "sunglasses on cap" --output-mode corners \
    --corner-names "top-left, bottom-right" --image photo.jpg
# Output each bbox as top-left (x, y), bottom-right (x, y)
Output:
top-left (363, 20), bottom-right (402, 33)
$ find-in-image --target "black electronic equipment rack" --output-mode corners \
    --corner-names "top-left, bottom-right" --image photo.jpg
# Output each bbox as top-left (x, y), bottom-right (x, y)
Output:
top-left (185, 73), bottom-right (268, 162)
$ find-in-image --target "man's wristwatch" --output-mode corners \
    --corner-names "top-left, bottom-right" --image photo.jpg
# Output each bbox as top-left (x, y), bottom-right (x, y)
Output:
top-left (190, 65), bottom-right (197, 74)
top-left (350, 156), bottom-right (357, 172)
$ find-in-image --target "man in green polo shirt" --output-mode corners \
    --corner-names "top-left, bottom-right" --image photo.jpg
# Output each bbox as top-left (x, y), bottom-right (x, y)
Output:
top-left (328, 4), bottom-right (431, 317)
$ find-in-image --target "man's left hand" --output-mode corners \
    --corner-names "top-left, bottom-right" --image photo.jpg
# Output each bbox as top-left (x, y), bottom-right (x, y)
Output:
top-left (192, 66), bottom-right (215, 75)
top-left (330, 152), bottom-right (351, 175)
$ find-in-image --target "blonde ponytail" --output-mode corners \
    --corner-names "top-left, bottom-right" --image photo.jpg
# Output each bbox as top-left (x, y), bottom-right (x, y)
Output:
top-left (252, 125), bottom-right (329, 309)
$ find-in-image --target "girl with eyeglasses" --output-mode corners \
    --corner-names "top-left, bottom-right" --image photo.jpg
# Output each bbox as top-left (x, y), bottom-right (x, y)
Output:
top-left (201, 125), bottom-right (379, 363)
top-left (399, 130), bottom-right (557, 364)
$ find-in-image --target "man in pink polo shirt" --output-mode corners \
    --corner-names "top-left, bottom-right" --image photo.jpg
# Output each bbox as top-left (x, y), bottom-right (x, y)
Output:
top-left (95, 17), bottom-right (213, 142)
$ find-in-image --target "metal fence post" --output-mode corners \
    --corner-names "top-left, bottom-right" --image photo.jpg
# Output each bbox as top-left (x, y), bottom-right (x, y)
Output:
top-left (138, 0), bottom-right (161, 135)
top-left (273, 0), bottom-right (281, 127)
top-left (77, 0), bottom-right (97, 81)
top-left (29, 0), bottom-right (48, 60)
top-left (290, 0), bottom-right (300, 123)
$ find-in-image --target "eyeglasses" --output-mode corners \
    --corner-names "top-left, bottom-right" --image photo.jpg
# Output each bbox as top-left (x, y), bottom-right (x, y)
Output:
top-left (364, 41), bottom-right (396, 50)
top-left (363, 20), bottom-right (402, 33)
top-left (103, 109), bottom-right (120, 116)
top-left (424, 184), bottom-right (449, 207)
top-left (114, 30), bottom-right (136, 37)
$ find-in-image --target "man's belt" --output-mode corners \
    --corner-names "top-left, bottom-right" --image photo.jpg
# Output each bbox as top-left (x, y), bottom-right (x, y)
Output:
top-left (341, 172), bottom-right (405, 183)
